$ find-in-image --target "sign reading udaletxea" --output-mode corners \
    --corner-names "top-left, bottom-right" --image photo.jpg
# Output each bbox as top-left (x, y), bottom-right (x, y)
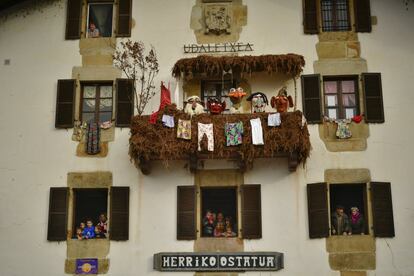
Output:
top-left (153, 252), bottom-right (284, 272)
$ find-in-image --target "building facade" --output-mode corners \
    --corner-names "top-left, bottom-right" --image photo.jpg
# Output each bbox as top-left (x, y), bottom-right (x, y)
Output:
top-left (0, 0), bottom-right (413, 275)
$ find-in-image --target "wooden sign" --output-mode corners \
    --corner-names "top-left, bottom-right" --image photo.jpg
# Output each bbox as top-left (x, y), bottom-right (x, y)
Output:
top-left (183, 42), bottom-right (254, 54)
top-left (153, 252), bottom-right (283, 272)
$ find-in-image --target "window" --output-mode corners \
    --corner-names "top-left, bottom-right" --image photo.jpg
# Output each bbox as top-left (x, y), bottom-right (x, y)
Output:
top-left (201, 187), bottom-right (238, 238)
top-left (321, 0), bottom-right (351, 32)
top-left (301, 73), bottom-right (384, 124)
top-left (307, 182), bottom-right (395, 239)
top-left (81, 83), bottom-right (113, 123)
top-left (201, 79), bottom-right (236, 111)
top-left (330, 184), bottom-right (368, 235)
top-left (73, 188), bottom-right (108, 239)
top-left (176, 184), bottom-right (261, 240)
top-left (323, 76), bottom-right (359, 120)
top-left (47, 186), bottom-right (130, 241)
top-left (86, 3), bottom-right (114, 38)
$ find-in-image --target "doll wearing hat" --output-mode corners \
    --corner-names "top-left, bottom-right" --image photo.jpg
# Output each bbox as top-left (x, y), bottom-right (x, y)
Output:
top-left (246, 92), bottom-right (268, 113)
top-left (271, 87), bottom-right (294, 113)
top-left (184, 96), bottom-right (205, 116)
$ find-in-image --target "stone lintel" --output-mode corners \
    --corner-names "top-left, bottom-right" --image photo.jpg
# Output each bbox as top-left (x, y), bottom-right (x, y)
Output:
top-left (329, 252), bottom-right (375, 270)
top-left (67, 239), bottom-right (110, 259)
top-left (67, 171), bottom-right (112, 189)
top-left (324, 169), bottom-right (371, 184)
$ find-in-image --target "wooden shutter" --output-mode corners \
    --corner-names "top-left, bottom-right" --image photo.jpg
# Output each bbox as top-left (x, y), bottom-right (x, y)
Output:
top-left (354, 0), bottom-right (372, 33)
top-left (362, 73), bottom-right (384, 123)
top-left (65, 0), bottom-right (83, 39)
top-left (110, 187), bottom-right (130, 241)
top-left (301, 74), bottom-right (322, 123)
top-left (241, 184), bottom-right (262, 239)
top-left (177, 186), bottom-right (196, 240)
top-left (371, 182), bottom-right (395, 237)
top-left (307, 183), bottom-right (329, 239)
top-left (116, 78), bottom-right (134, 127)
top-left (303, 0), bottom-right (319, 34)
top-left (116, 0), bottom-right (132, 37)
top-left (47, 187), bottom-right (69, 241)
top-left (55, 79), bottom-right (76, 128)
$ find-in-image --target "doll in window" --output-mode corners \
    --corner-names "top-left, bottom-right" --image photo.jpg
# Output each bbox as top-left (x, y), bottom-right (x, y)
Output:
top-left (349, 207), bottom-right (365, 235)
top-left (95, 213), bottom-right (108, 238)
top-left (82, 219), bottom-right (96, 239)
top-left (331, 205), bottom-right (350, 235)
top-left (202, 210), bottom-right (215, 237)
top-left (214, 212), bottom-right (225, 237)
top-left (88, 22), bottom-right (100, 38)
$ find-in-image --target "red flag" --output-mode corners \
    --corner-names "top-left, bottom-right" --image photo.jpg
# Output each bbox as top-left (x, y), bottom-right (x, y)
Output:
top-left (149, 82), bottom-right (172, 124)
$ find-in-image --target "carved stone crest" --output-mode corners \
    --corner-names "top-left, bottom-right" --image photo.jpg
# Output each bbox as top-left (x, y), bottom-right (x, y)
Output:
top-left (204, 5), bottom-right (232, 35)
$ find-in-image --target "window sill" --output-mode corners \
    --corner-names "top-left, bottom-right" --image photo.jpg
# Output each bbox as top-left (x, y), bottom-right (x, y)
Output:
top-left (318, 31), bottom-right (357, 42)
top-left (67, 238), bottom-right (110, 259)
top-left (326, 235), bottom-right (375, 253)
top-left (318, 121), bottom-right (369, 152)
top-left (194, 237), bottom-right (244, 252)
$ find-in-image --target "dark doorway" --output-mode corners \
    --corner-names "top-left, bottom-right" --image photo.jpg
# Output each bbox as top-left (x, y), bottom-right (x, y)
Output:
top-left (73, 188), bottom-right (108, 237)
top-left (201, 187), bottom-right (237, 237)
top-left (330, 183), bottom-right (368, 234)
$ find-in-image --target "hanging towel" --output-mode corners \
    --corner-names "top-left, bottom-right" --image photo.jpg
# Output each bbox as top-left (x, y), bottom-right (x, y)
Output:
top-left (177, 119), bottom-right (191, 140)
top-left (250, 118), bottom-right (264, 145)
top-left (268, 113), bottom-right (281, 127)
top-left (86, 122), bottom-right (101, 154)
top-left (225, 122), bottom-right (243, 146)
top-left (198, 123), bottom-right (214, 151)
top-left (162, 114), bottom-right (175, 128)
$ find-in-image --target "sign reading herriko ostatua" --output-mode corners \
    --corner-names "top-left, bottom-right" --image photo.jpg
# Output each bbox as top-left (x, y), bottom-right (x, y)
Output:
top-left (153, 252), bottom-right (283, 272)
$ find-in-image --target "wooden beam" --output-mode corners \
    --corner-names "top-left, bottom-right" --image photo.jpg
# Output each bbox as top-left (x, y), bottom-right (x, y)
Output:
top-left (288, 151), bottom-right (299, 172)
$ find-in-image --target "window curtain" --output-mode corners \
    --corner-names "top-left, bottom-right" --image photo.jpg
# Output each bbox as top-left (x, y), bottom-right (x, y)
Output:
top-left (89, 4), bottom-right (113, 37)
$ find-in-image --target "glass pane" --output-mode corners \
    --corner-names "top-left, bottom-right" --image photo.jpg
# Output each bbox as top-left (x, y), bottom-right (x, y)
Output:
top-left (83, 99), bottom-right (96, 112)
top-left (99, 112), bottom-right (112, 123)
top-left (100, 86), bottom-right (113, 98)
top-left (223, 96), bottom-right (231, 110)
top-left (324, 81), bottom-right (337, 94)
top-left (82, 112), bottom-right (95, 123)
top-left (345, 108), bottom-right (355, 119)
top-left (88, 4), bottom-right (113, 38)
top-left (341, 80), bottom-right (355, 93)
top-left (83, 86), bottom-right (96, 98)
top-left (325, 95), bottom-right (337, 107)
top-left (327, 108), bottom-right (338, 120)
top-left (99, 99), bottom-right (113, 111)
top-left (342, 94), bottom-right (356, 107)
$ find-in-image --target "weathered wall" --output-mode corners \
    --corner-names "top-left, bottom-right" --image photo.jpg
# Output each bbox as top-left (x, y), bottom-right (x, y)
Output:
top-left (0, 1), bottom-right (413, 276)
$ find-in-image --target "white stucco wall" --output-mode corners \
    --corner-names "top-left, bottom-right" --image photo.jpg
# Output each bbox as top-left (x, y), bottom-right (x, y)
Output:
top-left (0, 0), bottom-right (413, 276)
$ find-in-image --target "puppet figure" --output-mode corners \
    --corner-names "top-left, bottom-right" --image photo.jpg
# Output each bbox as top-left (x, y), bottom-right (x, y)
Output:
top-left (228, 87), bottom-right (247, 114)
top-left (246, 92), bottom-right (268, 113)
top-left (202, 210), bottom-right (215, 237)
top-left (349, 207), bottom-right (365, 235)
top-left (271, 87), bottom-right (294, 113)
top-left (207, 97), bottom-right (226, 115)
top-left (184, 96), bottom-right (205, 116)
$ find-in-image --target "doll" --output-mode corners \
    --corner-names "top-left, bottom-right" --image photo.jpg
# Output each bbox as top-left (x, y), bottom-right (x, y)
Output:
top-left (184, 96), bottom-right (205, 116)
top-left (246, 92), bottom-right (268, 113)
top-left (228, 87), bottom-right (247, 114)
top-left (207, 97), bottom-right (226, 115)
top-left (271, 87), bottom-right (294, 113)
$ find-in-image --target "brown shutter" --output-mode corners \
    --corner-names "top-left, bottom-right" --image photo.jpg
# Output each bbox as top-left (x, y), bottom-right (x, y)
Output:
top-left (116, 78), bottom-right (134, 127)
top-left (65, 0), bottom-right (83, 39)
top-left (110, 187), bottom-right (130, 241)
top-left (241, 184), bottom-right (262, 239)
top-left (47, 187), bottom-right (69, 241)
top-left (371, 182), bottom-right (395, 237)
top-left (354, 0), bottom-right (372, 33)
top-left (362, 73), bottom-right (384, 123)
top-left (177, 186), bottom-right (196, 240)
top-left (303, 0), bottom-right (319, 34)
top-left (116, 0), bottom-right (132, 37)
top-left (55, 79), bottom-right (76, 128)
top-left (307, 183), bottom-right (329, 239)
top-left (301, 74), bottom-right (322, 123)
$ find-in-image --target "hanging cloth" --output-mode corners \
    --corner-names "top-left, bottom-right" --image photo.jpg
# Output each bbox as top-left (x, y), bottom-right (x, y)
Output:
top-left (86, 122), bottom-right (101, 154)
top-left (149, 82), bottom-right (172, 124)
top-left (336, 119), bottom-right (352, 139)
top-left (225, 122), bottom-right (243, 146)
top-left (198, 123), bottom-right (214, 151)
top-left (162, 114), bottom-right (175, 128)
top-left (177, 119), bottom-right (191, 140)
top-left (250, 118), bottom-right (264, 145)
top-left (268, 113), bottom-right (281, 127)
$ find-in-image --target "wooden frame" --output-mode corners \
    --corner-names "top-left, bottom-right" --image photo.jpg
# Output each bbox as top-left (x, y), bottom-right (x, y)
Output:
top-left (322, 75), bottom-right (359, 120)
top-left (200, 78), bottom-right (238, 111)
top-left (320, 0), bottom-right (351, 32)
top-left (80, 81), bottom-right (114, 123)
